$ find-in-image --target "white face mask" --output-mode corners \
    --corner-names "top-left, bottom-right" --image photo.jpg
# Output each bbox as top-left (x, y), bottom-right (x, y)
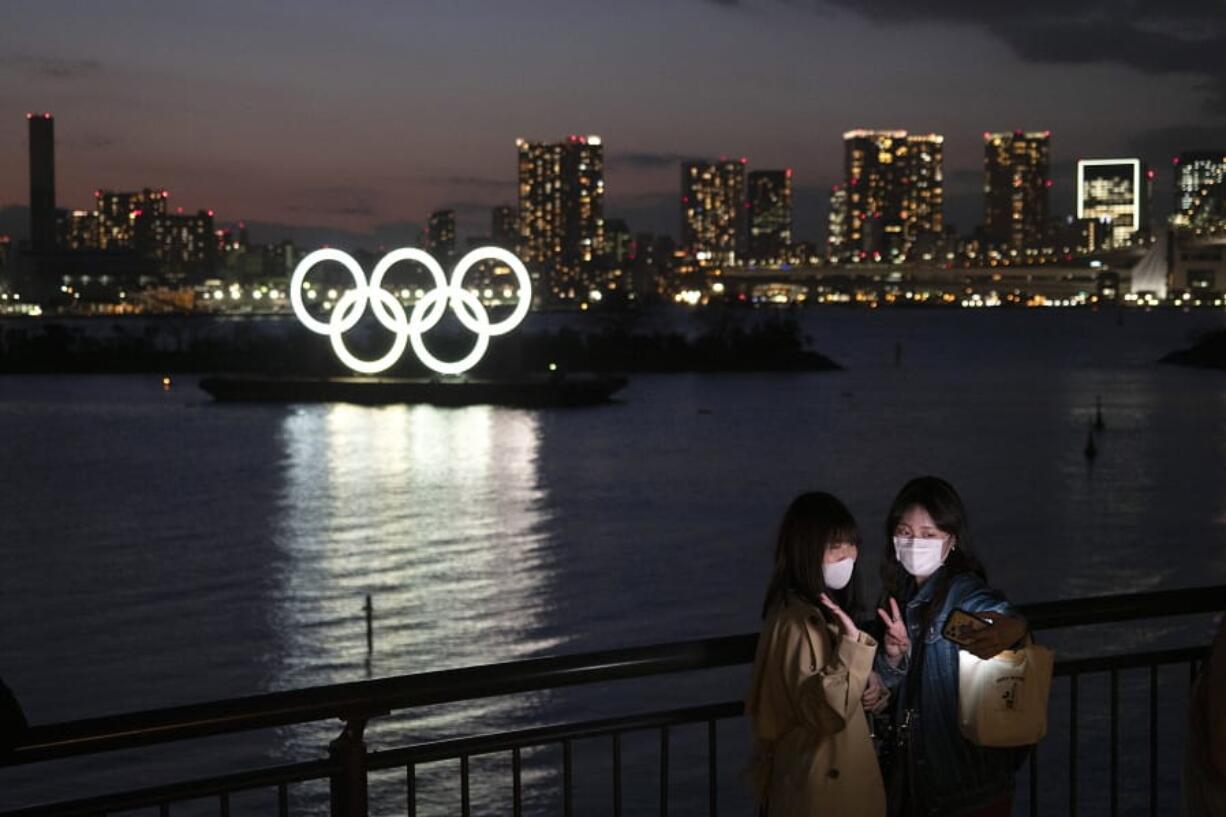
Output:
top-left (822, 557), bottom-right (856, 590)
top-left (893, 536), bottom-right (948, 578)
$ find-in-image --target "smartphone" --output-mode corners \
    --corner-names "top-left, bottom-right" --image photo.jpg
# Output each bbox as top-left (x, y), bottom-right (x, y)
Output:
top-left (942, 608), bottom-right (992, 646)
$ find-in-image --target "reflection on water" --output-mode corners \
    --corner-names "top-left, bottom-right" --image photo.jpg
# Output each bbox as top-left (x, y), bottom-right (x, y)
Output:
top-left (271, 403), bottom-right (563, 813)
top-left (2, 311), bottom-right (1226, 815)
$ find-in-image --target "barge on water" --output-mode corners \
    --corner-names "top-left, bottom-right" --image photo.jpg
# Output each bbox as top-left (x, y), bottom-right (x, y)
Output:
top-left (197, 373), bottom-right (628, 408)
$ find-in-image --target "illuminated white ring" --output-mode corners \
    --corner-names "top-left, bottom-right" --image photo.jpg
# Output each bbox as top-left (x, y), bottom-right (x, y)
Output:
top-left (409, 286), bottom-right (490, 376)
top-left (368, 248), bottom-right (448, 332)
top-left (448, 247), bottom-right (533, 336)
top-left (289, 246), bottom-right (532, 375)
top-left (328, 287), bottom-right (411, 375)
top-left (290, 249), bottom-right (367, 335)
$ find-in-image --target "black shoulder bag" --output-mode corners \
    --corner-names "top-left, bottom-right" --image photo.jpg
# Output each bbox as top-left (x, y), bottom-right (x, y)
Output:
top-left (882, 625), bottom-right (928, 817)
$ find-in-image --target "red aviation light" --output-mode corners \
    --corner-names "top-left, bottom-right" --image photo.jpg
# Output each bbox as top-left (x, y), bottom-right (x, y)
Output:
top-left (983, 131), bottom-right (992, 140)
top-left (1146, 170), bottom-right (1156, 180)
top-left (1172, 156), bottom-right (1181, 165)
top-left (740, 156), bottom-right (747, 164)
top-left (207, 210), bottom-right (215, 217)
top-left (786, 168), bottom-right (793, 178)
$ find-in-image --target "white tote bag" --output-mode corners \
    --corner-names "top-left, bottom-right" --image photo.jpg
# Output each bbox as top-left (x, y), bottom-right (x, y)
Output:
top-left (957, 641), bottom-right (1054, 747)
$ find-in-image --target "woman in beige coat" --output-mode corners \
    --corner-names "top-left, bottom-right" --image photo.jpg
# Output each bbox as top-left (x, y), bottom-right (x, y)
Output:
top-left (746, 492), bottom-right (887, 817)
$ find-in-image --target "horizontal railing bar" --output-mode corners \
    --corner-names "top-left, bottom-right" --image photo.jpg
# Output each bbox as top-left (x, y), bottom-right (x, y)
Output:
top-left (5, 584), bottom-right (1222, 765)
top-left (1021, 584), bottom-right (1225, 631)
top-left (361, 648), bottom-right (1209, 771)
top-left (4, 641), bottom-right (1213, 817)
top-left (7, 634), bottom-right (749, 765)
top-left (1053, 646), bottom-right (1208, 676)
top-left (0, 757), bottom-right (335, 817)
top-left (367, 702), bottom-right (745, 770)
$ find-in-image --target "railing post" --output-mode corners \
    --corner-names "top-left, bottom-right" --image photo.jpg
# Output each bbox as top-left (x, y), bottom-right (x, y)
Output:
top-left (329, 717), bottom-right (369, 817)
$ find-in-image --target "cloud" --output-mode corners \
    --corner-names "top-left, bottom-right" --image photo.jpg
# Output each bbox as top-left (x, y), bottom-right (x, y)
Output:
top-left (62, 133), bottom-right (118, 150)
top-left (287, 202), bottom-right (376, 217)
top-left (1129, 124), bottom-right (1226, 160)
top-left (0, 54), bottom-right (102, 80)
top-left (370, 221), bottom-right (422, 248)
top-left (606, 151), bottom-right (699, 170)
top-left (703, 0), bottom-right (1226, 109)
top-left (606, 190), bottom-right (679, 238)
top-left (437, 200), bottom-right (502, 215)
top-left (285, 185), bottom-right (378, 218)
top-left (419, 175), bottom-right (515, 192)
top-left (814, 0), bottom-right (1226, 109)
top-left (226, 218), bottom-right (422, 251)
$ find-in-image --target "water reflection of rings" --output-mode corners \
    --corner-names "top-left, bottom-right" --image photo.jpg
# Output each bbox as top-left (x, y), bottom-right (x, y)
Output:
top-left (289, 246), bottom-right (532, 375)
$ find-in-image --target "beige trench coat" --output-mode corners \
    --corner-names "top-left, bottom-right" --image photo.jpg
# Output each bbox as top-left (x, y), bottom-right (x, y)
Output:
top-left (745, 595), bottom-right (885, 817)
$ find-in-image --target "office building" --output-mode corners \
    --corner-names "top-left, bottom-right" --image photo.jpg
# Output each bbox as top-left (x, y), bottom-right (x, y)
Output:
top-left (747, 170), bottom-right (792, 265)
top-left (426, 209), bottom-right (456, 259)
top-left (154, 209), bottom-right (215, 274)
top-left (516, 135), bottom-right (605, 301)
top-left (96, 188), bottom-right (169, 253)
top-left (27, 113), bottom-right (56, 253)
top-left (1077, 159), bottom-right (1149, 247)
top-left (984, 130), bottom-right (1051, 251)
top-left (827, 185), bottom-right (848, 254)
top-left (604, 219), bottom-right (631, 266)
top-left (681, 158), bottom-right (746, 267)
top-left (1173, 152), bottom-right (1226, 230)
top-left (840, 130), bottom-right (944, 260)
top-left (491, 206), bottom-right (516, 249)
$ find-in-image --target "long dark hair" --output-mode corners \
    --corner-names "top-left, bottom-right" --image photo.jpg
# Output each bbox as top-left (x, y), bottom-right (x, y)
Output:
top-left (879, 476), bottom-right (987, 624)
top-left (761, 492), bottom-right (863, 619)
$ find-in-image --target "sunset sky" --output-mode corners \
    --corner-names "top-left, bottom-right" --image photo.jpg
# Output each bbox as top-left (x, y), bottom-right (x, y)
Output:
top-left (2, 0), bottom-right (1224, 248)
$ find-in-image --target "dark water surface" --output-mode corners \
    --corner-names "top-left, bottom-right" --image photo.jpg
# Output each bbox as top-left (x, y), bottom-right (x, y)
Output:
top-left (1, 308), bottom-right (1224, 815)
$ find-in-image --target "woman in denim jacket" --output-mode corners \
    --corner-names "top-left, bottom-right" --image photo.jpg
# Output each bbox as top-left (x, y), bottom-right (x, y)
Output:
top-left (873, 476), bottom-right (1029, 817)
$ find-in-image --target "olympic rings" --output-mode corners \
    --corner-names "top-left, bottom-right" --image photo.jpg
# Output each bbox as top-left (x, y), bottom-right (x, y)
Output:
top-left (289, 246), bottom-right (532, 375)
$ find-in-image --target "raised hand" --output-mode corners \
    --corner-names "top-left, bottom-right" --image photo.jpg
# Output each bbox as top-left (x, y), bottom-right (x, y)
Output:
top-left (820, 593), bottom-right (860, 641)
top-left (876, 597), bottom-right (911, 667)
top-left (960, 612), bottom-right (1028, 660)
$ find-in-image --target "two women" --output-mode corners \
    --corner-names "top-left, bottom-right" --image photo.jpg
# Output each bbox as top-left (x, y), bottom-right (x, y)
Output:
top-left (747, 477), bottom-right (1028, 817)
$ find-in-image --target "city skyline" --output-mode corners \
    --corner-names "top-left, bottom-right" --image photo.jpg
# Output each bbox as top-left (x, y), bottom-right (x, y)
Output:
top-left (2, 1), bottom-right (1224, 246)
top-left (10, 113), bottom-right (1219, 254)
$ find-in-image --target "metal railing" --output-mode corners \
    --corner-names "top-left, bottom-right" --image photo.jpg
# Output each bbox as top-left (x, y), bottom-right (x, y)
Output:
top-left (2, 584), bottom-right (1222, 817)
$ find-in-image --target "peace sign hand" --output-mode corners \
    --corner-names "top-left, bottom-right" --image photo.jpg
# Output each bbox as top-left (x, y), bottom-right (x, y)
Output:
top-left (820, 593), bottom-right (860, 641)
top-left (876, 597), bottom-right (911, 668)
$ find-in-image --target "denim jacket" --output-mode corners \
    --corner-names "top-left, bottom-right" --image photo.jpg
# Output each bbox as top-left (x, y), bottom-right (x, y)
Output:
top-left (875, 567), bottom-right (1026, 816)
